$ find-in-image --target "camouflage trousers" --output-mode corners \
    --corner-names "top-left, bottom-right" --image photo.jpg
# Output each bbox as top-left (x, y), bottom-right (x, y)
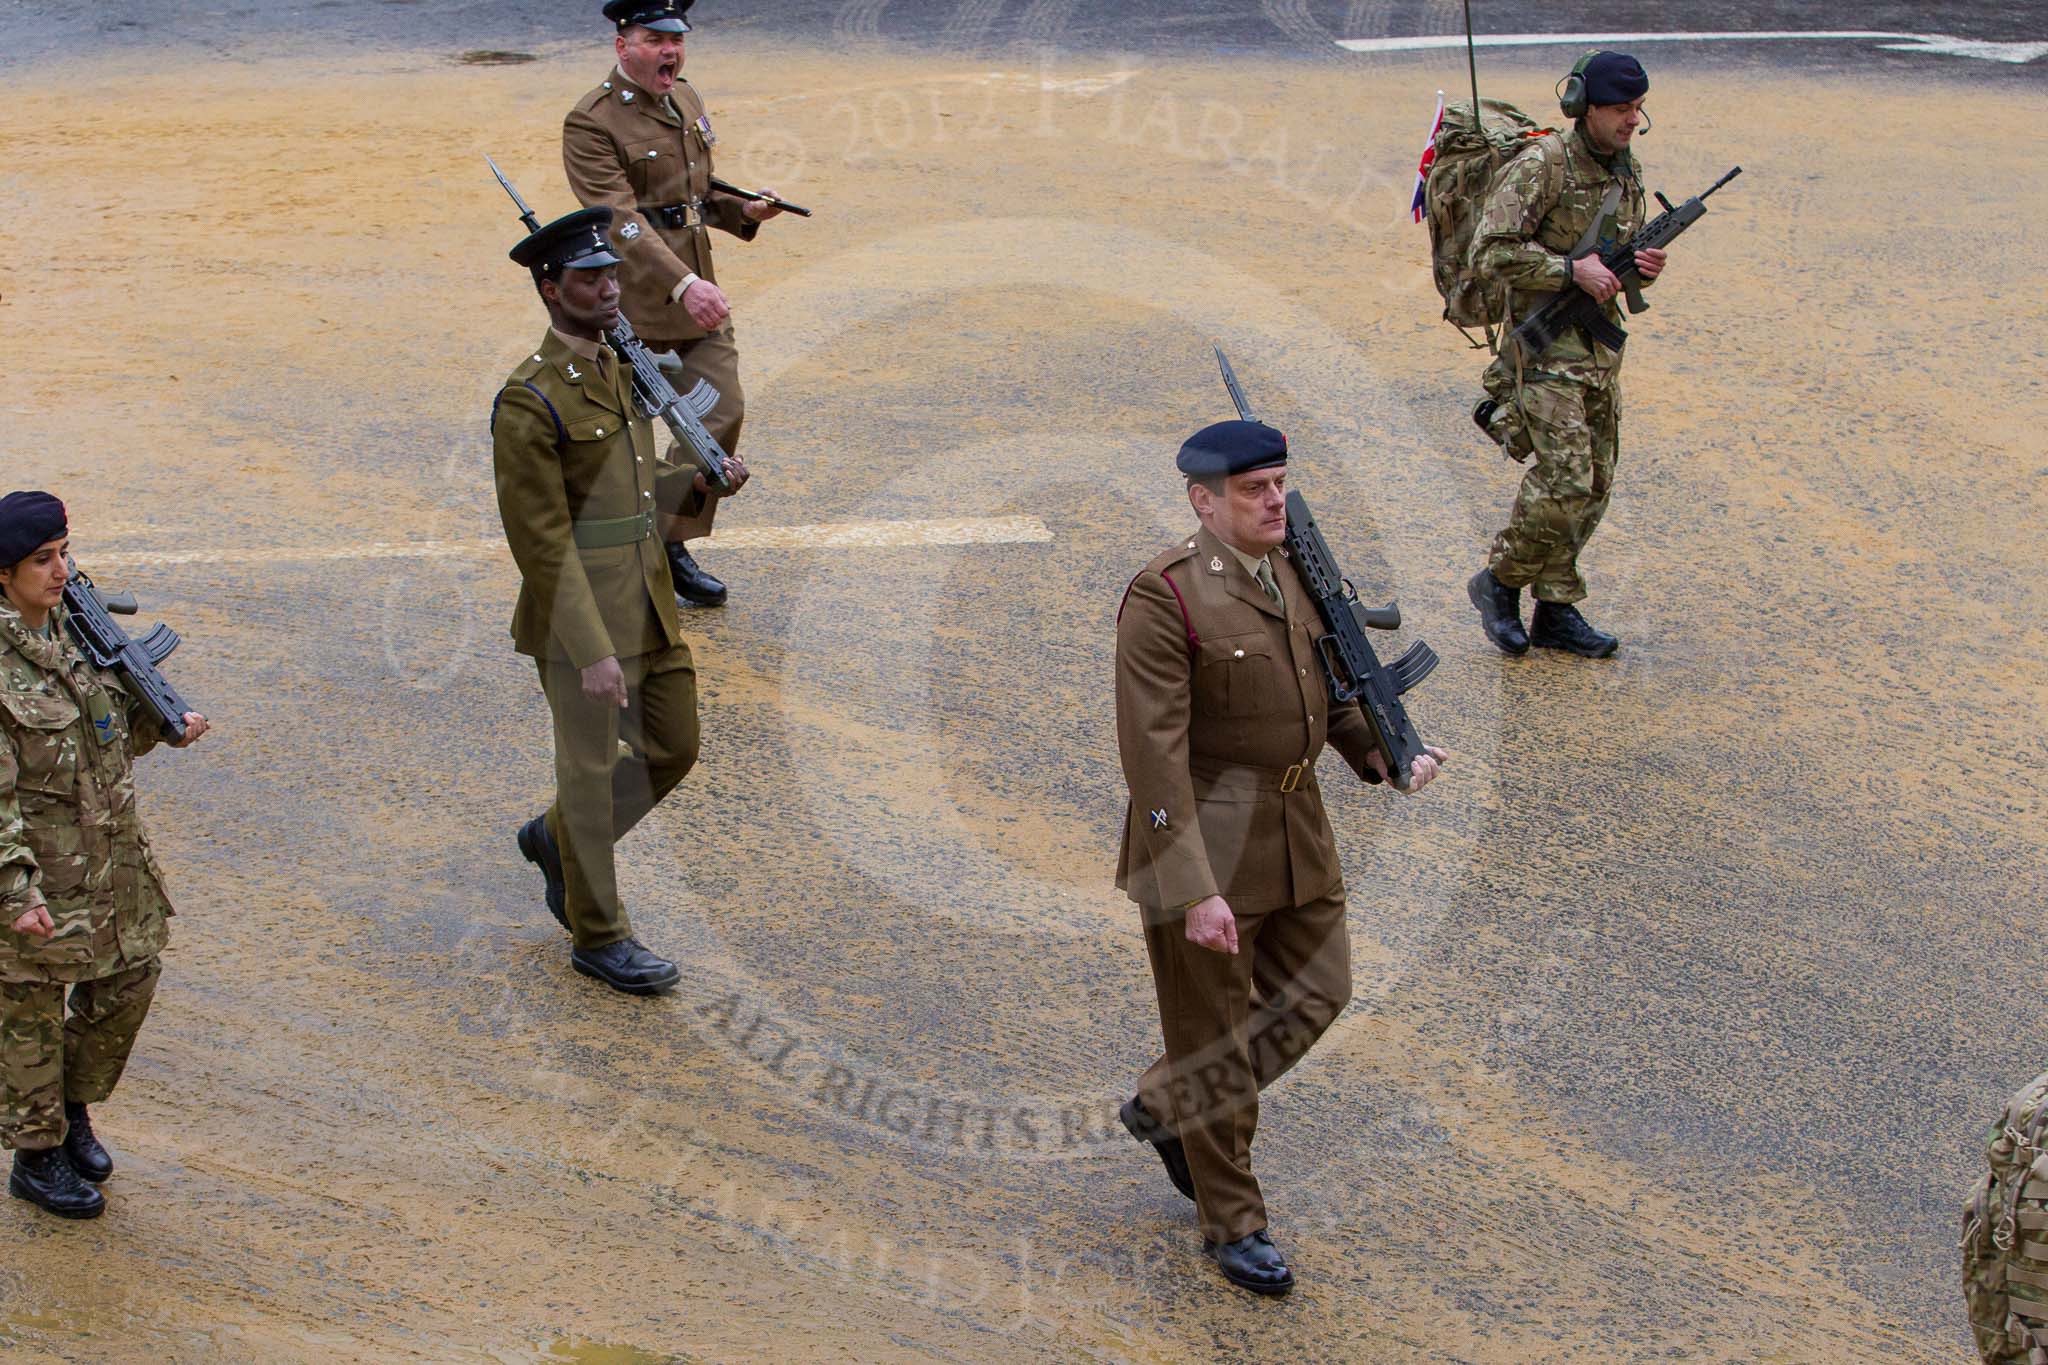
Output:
top-left (1482, 365), bottom-right (1621, 605)
top-left (0, 957), bottom-right (160, 1151)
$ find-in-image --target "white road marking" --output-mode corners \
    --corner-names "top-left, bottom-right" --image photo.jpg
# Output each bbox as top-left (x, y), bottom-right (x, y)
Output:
top-left (1336, 31), bottom-right (2048, 64)
top-left (78, 516), bottom-right (1055, 569)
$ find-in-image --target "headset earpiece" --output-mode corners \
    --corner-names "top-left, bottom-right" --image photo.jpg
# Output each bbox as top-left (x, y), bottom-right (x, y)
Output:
top-left (1557, 49), bottom-right (1598, 120)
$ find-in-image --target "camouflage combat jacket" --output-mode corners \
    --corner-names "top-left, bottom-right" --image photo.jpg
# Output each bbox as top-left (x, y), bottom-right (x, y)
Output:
top-left (1472, 125), bottom-right (1646, 384)
top-left (0, 599), bottom-right (172, 984)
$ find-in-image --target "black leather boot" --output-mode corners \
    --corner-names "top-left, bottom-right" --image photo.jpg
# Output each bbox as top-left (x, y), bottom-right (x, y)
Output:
top-left (1119, 1096), bottom-right (1194, 1200)
top-left (9, 1146), bottom-right (105, 1219)
top-left (1203, 1229), bottom-right (1295, 1295)
top-left (1530, 601), bottom-right (1619, 658)
top-left (63, 1102), bottom-right (113, 1183)
top-left (516, 815), bottom-right (569, 931)
top-left (1467, 568), bottom-right (1530, 656)
top-left (665, 542), bottom-right (727, 609)
top-left (571, 937), bottom-right (682, 995)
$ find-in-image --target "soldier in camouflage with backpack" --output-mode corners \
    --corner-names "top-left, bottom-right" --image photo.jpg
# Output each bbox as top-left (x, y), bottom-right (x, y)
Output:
top-left (1466, 51), bottom-right (1667, 659)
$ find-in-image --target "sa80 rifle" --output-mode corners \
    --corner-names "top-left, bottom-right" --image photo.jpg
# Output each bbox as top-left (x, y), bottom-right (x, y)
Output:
top-left (1213, 347), bottom-right (1440, 790)
top-left (1505, 166), bottom-right (1742, 366)
top-left (62, 562), bottom-right (193, 744)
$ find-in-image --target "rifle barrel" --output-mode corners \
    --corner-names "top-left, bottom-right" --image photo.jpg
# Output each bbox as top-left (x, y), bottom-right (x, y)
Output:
top-left (1701, 166), bottom-right (1743, 199)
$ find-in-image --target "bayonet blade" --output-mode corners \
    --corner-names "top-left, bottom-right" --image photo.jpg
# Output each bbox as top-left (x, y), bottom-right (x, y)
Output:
top-left (486, 154), bottom-right (543, 234)
top-left (1214, 345), bottom-right (1257, 423)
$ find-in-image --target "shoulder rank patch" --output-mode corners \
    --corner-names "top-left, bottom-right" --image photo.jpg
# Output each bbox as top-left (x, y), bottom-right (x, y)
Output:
top-left (621, 221), bottom-right (641, 240)
top-left (1149, 809), bottom-right (1169, 831)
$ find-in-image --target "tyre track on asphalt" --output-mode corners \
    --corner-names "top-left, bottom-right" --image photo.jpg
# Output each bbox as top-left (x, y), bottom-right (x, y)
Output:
top-left (939, 0), bottom-right (1008, 48)
top-left (1016, 0), bottom-right (1079, 48)
top-left (832, 0), bottom-right (890, 44)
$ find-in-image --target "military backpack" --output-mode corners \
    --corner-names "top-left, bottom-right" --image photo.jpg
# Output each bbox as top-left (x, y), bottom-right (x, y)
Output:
top-left (1421, 97), bottom-right (1565, 339)
top-left (1963, 1070), bottom-right (2048, 1363)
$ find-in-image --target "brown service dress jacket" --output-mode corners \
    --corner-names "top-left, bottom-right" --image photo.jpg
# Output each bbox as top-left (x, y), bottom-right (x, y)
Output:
top-left (1115, 527), bottom-right (1383, 915)
top-left (562, 67), bottom-right (760, 344)
top-left (491, 330), bottom-right (694, 668)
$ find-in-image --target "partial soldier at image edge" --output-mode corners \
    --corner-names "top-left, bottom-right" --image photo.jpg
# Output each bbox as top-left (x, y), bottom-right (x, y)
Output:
top-left (0, 491), bottom-right (209, 1221)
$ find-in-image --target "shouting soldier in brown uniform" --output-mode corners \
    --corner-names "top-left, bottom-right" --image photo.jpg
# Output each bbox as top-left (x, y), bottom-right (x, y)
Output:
top-left (563, 0), bottom-right (786, 609)
top-left (1113, 420), bottom-right (1445, 1295)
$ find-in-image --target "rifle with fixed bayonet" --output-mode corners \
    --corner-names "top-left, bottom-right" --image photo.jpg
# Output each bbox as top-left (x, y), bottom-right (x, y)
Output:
top-left (486, 155), bottom-right (736, 494)
top-left (1212, 347), bottom-right (1439, 790)
top-left (61, 560), bottom-right (193, 744)
top-left (1504, 166), bottom-right (1742, 366)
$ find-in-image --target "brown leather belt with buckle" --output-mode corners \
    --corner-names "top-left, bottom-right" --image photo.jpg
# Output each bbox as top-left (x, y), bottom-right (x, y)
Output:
top-left (641, 201), bottom-right (705, 230)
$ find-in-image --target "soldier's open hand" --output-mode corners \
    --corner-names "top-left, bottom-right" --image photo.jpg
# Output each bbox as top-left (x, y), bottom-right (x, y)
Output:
top-left (10, 904), bottom-right (53, 939)
top-left (681, 278), bottom-right (732, 331)
top-left (582, 655), bottom-right (629, 709)
top-left (1185, 895), bottom-right (1239, 955)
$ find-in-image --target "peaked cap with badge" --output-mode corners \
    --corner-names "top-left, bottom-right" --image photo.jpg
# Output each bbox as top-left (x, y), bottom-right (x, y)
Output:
top-left (604, 0), bottom-right (692, 32)
top-left (509, 206), bottom-right (623, 275)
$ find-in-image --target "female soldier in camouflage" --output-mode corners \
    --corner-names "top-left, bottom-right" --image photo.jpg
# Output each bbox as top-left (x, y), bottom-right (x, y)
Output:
top-left (0, 491), bottom-right (208, 1219)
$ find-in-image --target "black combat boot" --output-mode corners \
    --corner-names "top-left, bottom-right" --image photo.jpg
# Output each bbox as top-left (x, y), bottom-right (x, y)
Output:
top-left (1530, 601), bottom-right (1619, 658)
top-left (516, 815), bottom-right (569, 931)
top-left (1203, 1228), bottom-right (1295, 1295)
top-left (63, 1101), bottom-right (113, 1183)
top-left (1119, 1096), bottom-right (1194, 1200)
top-left (665, 542), bottom-right (727, 609)
top-left (1467, 568), bottom-right (1530, 656)
top-left (9, 1146), bottom-right (105, 1219)
top-left (571, 937), bottom-right (682, 996)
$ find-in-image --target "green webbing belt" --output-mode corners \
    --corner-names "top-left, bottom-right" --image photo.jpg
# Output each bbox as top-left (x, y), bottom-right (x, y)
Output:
top-left (571, 510), bottom-right (656, 549)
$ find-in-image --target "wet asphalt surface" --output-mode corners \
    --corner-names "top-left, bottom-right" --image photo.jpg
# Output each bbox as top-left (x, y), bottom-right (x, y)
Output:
top-left (3, 6), bottom-right (2046, 1359)
top-left (2, 0), bottom-right (2043, 80)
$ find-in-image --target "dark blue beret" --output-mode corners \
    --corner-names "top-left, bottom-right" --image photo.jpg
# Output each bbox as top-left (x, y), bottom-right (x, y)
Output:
top-left (1583, 52), bottom-right (1649, 107)
top-left (510, 206), bottom-right (621, 272)
top-left (0, 491), bottom-right (67, 568)
top-left (1176, 420), bottom-right (1288, 480)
